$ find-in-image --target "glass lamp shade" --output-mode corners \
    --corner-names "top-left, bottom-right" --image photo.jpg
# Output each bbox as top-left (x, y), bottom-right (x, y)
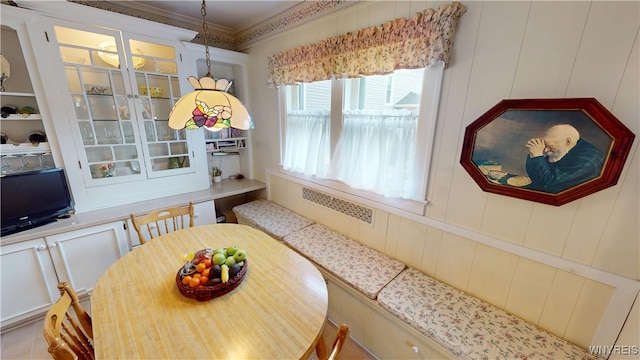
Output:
top-left (168, 76), bottom-right (252, 131)
top-left (97, 42), bottom-right (146, 69)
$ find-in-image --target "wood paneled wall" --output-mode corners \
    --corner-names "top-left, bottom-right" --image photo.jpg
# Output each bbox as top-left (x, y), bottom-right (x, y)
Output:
top-left (246, 0), bottom-right (639, 355)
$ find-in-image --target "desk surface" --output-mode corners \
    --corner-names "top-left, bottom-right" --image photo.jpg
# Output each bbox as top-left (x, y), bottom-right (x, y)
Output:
top-left (91, 224), bottom-right (328, 359)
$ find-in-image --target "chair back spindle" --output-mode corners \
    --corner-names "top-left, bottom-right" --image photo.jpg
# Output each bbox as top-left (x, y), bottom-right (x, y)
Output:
top-left (43, 281), bottom-right (94, 360)
top-left (130, 202), bottom-right (195, 245)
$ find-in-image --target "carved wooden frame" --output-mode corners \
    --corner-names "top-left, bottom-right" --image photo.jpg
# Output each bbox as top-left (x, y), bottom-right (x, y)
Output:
top-left (460, 98), bottom-right (635, 206)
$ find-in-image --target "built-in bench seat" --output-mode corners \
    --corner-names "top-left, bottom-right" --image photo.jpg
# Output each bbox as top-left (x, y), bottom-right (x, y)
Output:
top-left (233, 199), bottom-right (595, 359)
top-left (377, 267), bottom-right (596, 360)
top-left (283, 223), bottom-right (406, 299)
top-left (233, 199), bottom-right (314, 239)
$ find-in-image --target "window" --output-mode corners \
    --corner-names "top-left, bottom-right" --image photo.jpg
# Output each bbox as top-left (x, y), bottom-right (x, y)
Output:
top-left (282, 80), bottom-right (331, 177)
top-left (281, 62), bottom-right (444, 204)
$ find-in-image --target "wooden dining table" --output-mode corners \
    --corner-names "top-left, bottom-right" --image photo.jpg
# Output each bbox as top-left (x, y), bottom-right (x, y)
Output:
top-left (91, 223), bottom-right (328, 359)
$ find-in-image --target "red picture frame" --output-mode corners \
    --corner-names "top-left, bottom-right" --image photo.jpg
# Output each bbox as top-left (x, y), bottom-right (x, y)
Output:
top-left (460, 98), bottom-right (635, 206)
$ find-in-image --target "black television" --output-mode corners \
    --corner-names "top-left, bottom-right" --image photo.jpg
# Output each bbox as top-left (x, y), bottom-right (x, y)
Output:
top-left (1, 168), bottom-right (74, 236)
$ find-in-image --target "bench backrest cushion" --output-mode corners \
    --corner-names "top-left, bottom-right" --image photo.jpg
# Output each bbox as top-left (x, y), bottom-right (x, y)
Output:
top-left (233, 200), bottom-right (314, 239)
top-left (377, 268), bottom-right (596, 360)
top-left (283, 223), bottom-right (406, 299)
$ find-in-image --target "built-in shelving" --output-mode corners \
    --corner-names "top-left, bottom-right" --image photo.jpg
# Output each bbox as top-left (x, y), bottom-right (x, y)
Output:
top-left (205, 137), bottom-right (248, 154)
top-left (1, 91), bottom-right (36, 97)
top-left (1, 142), bottom-right (50, 155)
top-left (0, 26), bottom-right (48, 163)
top-left (1, 114), bottom-right (42, 121)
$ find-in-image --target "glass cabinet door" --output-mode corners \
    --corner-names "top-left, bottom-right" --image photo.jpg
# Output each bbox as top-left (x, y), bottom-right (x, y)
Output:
top-left (126, 37), bottom-right (192, 177)
top-left (55, 25), bottom-right (144, 182)
top-left (52, 25), bottom-right (194, 185)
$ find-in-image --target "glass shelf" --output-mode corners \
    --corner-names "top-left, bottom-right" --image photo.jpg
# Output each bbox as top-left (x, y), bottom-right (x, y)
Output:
top-left (0, 91), bottom-right (36, 97)
top-left (0, 142), bottom-right (51, 155)
top-left (0, 114), bottom-right (42, 121)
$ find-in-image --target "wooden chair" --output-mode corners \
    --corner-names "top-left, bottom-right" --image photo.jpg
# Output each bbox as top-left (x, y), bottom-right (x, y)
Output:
top-left (316, 323), bottom-right (350, 360)
top-left (43, 281), bottom-right (93, 360)
top-left (130, 202), bottom-right (194, 245)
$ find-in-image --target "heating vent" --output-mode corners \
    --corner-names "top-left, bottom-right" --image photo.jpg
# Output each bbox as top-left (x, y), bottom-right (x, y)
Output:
top-left (302, 188), bottom-right (373, 224)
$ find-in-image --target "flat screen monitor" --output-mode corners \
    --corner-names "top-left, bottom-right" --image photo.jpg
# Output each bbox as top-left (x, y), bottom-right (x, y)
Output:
top-left (1, 168), bottom-right (74, 236)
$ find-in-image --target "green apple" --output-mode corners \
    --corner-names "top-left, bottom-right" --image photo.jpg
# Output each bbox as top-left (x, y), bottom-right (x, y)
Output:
top-left (233, 249), bottom-right (247, 262)
top-left (212, 253), bottom-right (227, 266)
top-left (225, 256), bottom-right (236, 266)
top-left (226, 245), bottom-right (239, 256)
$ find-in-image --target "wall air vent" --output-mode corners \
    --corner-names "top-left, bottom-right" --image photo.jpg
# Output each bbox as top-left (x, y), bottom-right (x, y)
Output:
top-left (302, 188), bottom-right (373, 224)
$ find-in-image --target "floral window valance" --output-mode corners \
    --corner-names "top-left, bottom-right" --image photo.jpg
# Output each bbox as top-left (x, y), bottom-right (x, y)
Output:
top-left (267, 1), bottom-right (466, 87)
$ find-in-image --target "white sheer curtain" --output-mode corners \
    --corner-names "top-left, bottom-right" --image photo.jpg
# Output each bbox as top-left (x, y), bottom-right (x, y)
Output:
top-left (283, 110), bottom-right (331, 177)
top-left (329, 109), bottom-right (419, 199)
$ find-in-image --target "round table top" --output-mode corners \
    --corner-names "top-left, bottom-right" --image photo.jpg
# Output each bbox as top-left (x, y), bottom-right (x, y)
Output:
top-left (91, 223), bottom-right (328, 359)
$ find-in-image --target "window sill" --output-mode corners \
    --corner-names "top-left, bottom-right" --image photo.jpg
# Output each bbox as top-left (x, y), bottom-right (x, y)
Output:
top-left (267, 167), bottom-right (428, 216)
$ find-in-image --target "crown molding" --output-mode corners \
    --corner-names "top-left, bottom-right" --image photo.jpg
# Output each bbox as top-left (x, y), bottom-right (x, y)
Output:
top-left (66, 0), bottom-right (358, 51)
top-left (235, 1), bottom-right (357, 49)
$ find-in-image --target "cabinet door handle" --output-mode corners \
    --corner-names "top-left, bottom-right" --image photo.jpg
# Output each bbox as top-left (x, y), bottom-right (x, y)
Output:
top-left (37, 245), bottom-right (48, 251)
top-left (49, 243), bottom-right (58, 248)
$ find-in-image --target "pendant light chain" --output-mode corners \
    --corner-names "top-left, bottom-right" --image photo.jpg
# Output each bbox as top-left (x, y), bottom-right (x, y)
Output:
top-left (201, 0), bottom-right (212, 77)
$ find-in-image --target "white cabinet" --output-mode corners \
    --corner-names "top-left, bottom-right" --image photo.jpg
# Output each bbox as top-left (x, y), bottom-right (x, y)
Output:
top-left (0, 221), bottom-right (128, 330)
top-left (50, 23), bottom-right (196, 183)
top-left (47, 22), bottom-right (198, 182)
top-left (45, 222), bottom-right (129, 293)
top-left (193, 200), bottom-right (217, 226)
top-left (0, 12), bottom-right (55, 173)
top-left (0, 238), bottom-right (59, 329)
top-left (18, 2), bottom-right (211, 212)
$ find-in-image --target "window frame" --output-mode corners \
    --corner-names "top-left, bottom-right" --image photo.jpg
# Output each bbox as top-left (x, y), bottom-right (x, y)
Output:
top-left (278, 61), bottom-right (445, 215)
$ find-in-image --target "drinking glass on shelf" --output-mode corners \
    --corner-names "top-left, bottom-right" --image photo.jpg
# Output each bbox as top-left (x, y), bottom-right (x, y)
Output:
top-left (104, 128), bottom-right (115, 143)
top-left (80, 122), bottom-right (95, 145)
top-left (18, 154), bottom-right (35, 172)
top-left (37, 153), bottom-right (51, 169)
top-left (1, 155), bottom-right (15, 174)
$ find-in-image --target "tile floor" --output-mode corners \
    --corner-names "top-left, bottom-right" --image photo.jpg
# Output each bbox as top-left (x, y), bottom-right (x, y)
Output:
top-left (1, 298), bottom-right (375, 360)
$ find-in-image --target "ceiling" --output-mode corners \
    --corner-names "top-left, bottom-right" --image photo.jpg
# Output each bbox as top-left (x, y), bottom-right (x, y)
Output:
top-left (8, 0), bottom-right (355, 50)
top-left (83, 1), bottom-right (305, 35)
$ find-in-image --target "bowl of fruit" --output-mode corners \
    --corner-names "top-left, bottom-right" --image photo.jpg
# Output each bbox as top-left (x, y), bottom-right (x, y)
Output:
top-left (176, 246), bottom-right (248, 301)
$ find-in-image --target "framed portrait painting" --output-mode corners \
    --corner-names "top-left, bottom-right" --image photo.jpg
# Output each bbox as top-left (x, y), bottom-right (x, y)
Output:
top-left (460, 98), bottom-right (635, 206)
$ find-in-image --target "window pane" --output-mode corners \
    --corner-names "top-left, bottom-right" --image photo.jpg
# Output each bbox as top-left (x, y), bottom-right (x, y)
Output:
top-left (331, 108), bottom-right (419, 198)
top-left (332, 68), bottom-right (425, 199)
top-left (287, 80), bottom-right (332, 110)
top-left (283, 81), bottom-right (332, 176)
top-left (344, 68), bottom-right (424, 111)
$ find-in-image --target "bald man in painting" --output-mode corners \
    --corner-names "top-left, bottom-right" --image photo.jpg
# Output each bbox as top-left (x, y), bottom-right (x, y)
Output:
top-left (525, 124), bottom-right (605, 193)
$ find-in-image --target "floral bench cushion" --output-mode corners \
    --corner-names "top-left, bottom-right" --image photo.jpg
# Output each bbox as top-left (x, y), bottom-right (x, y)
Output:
top-left (233, 200), bottom-right (314, 239)
top-left (283, 223), bottom-right (406, 299)
top-left (377, 268), bottom-right (596, 360)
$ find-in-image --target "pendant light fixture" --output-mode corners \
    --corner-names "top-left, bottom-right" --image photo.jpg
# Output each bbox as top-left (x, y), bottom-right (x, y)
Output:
top-left (168, 0), bottom-right (252, 131)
